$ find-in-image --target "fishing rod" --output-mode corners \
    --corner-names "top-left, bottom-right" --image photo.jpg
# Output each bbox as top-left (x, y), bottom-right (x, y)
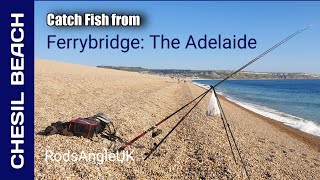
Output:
top-left (117, 88), bottom-right (212, 151)
top-left (143, 24), bottom-right (311, 162)
top-left (144, 87), bottom-right (211, 160)
top-left (212, 24), bottom-right (311, 89)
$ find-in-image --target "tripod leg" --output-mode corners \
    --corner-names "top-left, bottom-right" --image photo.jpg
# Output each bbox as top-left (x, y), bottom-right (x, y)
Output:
top-left (213, 89), bottom-right (250, 179)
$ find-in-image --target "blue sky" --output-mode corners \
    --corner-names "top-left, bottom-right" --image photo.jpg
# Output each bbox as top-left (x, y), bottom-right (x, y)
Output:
top-left (35, 2), bottom-right (320, 74)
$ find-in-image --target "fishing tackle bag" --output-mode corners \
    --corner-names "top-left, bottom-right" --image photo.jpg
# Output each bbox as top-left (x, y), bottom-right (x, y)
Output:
top-left (68, 113), bottom-right (114, 138)
top-left (40, 113), bottom-right (114, 139)
top-left (68, 118), bottom-right (99, 138)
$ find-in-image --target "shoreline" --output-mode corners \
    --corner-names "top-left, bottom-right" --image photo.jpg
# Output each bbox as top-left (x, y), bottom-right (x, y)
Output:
top-left (218, 94), bottom-right (320, 152)
top-left (191, 78), bottom-right (320, 81)
top-left (191, 82), bottom-right (320, 151)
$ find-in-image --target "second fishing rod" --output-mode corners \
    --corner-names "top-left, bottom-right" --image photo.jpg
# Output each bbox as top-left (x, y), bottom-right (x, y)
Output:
top-left (142, 24), bottom-right (311, 165)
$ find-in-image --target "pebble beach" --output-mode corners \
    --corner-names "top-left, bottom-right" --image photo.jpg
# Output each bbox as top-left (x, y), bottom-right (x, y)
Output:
top-left (35, 59), bottom-right (320, 179)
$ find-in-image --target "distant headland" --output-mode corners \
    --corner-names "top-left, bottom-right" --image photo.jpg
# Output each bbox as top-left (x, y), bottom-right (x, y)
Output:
top-left (97, 66), bottom-right (320, 80)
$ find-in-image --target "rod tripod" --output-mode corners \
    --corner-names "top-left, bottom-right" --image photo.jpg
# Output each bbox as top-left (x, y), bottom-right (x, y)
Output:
top-left (212, 88), bottom-right (250, 179)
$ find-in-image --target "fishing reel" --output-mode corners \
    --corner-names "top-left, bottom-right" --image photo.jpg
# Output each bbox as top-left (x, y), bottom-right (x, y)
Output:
top-left (94, 113), bottom-right (115, 133)
top-left (151, 128), bottom-right (162, 138)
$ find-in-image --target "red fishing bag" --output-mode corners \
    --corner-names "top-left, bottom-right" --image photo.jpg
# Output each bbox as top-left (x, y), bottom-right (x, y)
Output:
top-left (68, 118), bottom-right (98, 138)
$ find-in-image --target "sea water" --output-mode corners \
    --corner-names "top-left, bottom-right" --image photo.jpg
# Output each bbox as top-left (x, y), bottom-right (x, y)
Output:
top-left (193, 79), bottom-right (320, 137)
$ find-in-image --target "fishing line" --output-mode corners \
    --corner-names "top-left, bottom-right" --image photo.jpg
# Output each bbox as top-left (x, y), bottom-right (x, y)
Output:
top-left (144, 88), bottom-right (211, 160)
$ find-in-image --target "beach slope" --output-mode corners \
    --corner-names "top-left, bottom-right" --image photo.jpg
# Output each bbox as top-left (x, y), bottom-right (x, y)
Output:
top-left (35, 59), bottom-right (320, 179)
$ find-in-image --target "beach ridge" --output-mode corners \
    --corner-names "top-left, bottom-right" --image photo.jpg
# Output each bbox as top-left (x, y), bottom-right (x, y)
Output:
top-left (35, 59), bottom-right (320, 179)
